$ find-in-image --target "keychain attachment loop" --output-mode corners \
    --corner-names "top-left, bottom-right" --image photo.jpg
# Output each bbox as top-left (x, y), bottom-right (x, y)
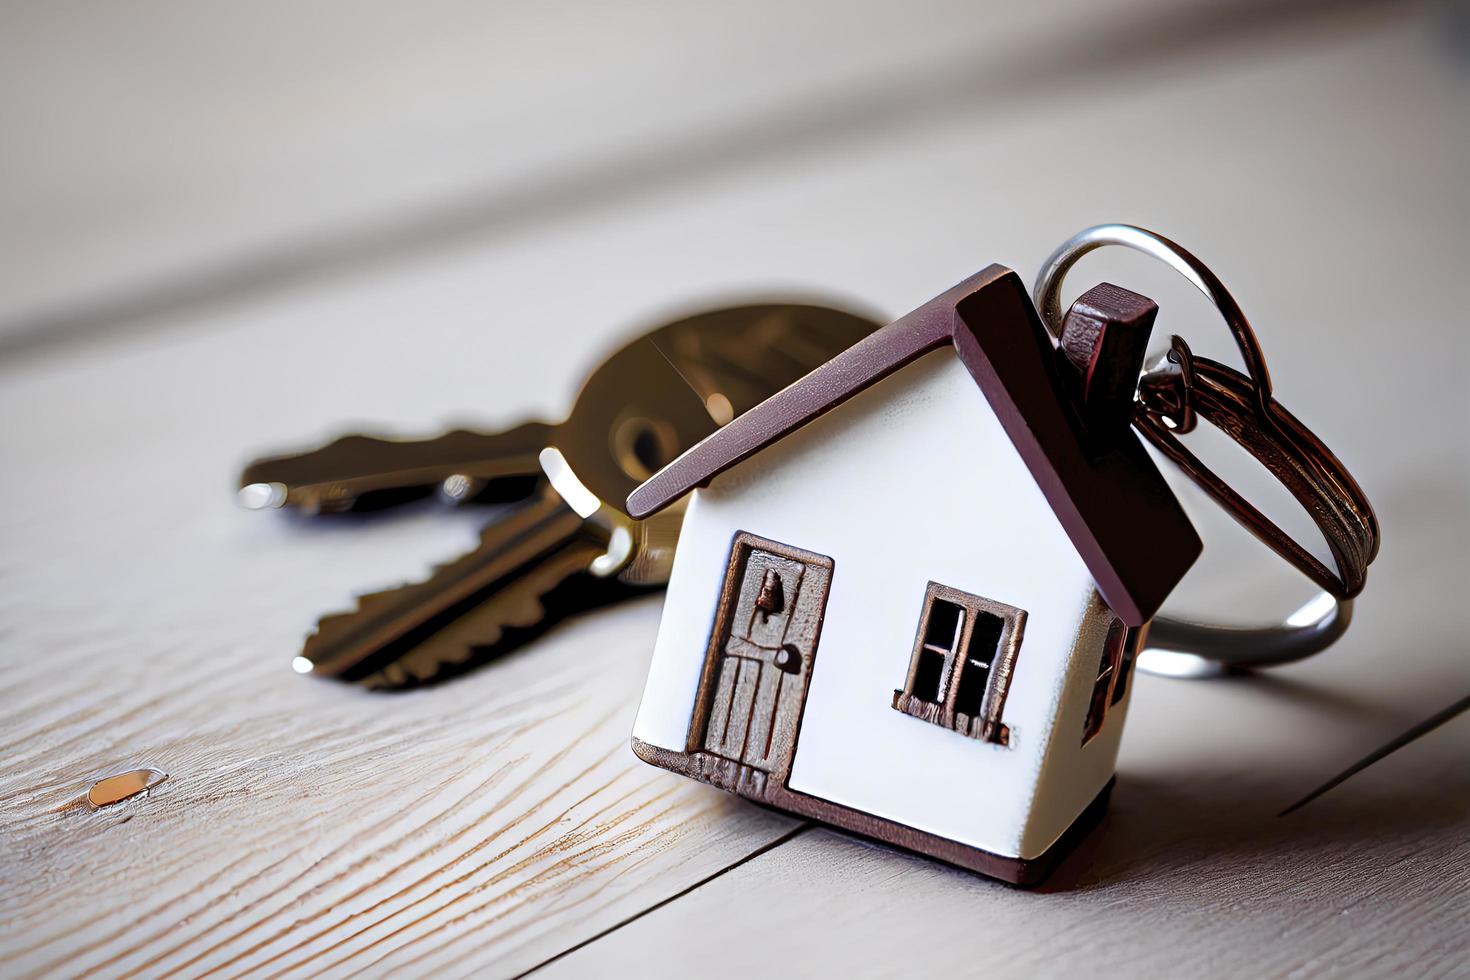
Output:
top-left (1034, 225), bottom-right (1380, 676)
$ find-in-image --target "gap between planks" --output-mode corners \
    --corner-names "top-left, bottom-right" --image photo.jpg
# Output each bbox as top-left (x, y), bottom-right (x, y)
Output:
top-left (516, 687), bottom-right (1470, 974)
top-left (1277, 690), bottom-right (1470, 817)
top-left (512, 821), bottom-right (814, 978)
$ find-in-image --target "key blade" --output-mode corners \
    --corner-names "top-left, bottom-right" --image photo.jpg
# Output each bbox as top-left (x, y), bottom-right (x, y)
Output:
top-left (238, 423), bottom-right (553, 513)
top-left (353, 565), bottom-right (652, 690)
top-left (298, 485), bottom-right (601, 681)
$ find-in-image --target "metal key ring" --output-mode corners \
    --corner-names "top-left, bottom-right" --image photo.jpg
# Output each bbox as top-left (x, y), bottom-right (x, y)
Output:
top-left (1034, 224), bottom-right (1378, 678)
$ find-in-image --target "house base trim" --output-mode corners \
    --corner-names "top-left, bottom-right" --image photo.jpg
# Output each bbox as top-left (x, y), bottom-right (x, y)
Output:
top-left (631, 737), bottom-right (1113, 887)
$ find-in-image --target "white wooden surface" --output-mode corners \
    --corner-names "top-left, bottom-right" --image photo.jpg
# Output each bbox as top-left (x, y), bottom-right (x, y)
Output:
top-left (545, 711), bottom-right (1470, 979)
top-left (2, 3), bottom-right (1466, 978)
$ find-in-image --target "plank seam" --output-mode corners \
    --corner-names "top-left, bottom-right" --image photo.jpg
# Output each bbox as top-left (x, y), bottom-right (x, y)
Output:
top-left (511, 821), bottom-right (813, 978)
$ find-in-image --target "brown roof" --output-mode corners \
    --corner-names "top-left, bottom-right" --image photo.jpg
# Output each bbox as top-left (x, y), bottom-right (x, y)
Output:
top-left (627, 265), bottom-right (1201, 626)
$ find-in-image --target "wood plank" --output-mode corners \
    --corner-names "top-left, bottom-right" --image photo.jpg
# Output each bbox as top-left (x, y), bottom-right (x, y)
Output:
top-left (540, 712), bottom-right (1469, 979)
top-left (0, 602), bottom-right (797, 977)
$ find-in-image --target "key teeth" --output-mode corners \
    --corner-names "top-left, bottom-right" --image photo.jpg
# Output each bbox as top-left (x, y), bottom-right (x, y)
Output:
top-left (303, 550), bottom-right (493, 669)
top-left (306, 588), bottom-right (404, 634)
top-left (389, 592), bottom-right (550, 686)
top-left (299, 489), bottom-right (598, 686)
top-left (351, 587), bottom-right (412, 613)
top-left (359, 540), bottom-right (599, 688)
top-left (311, 536), bottom-right (499, 630)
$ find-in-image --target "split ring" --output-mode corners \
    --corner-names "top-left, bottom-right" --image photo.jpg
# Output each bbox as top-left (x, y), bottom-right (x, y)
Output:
top-left (1033, 224), bottom-right (1378, 678)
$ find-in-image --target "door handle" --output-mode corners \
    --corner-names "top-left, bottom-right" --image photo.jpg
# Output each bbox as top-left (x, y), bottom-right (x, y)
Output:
top-left (773, 644), bottom-right (803, 674)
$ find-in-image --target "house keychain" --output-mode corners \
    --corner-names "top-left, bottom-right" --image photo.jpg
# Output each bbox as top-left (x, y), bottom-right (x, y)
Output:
top-left (625, 224), bottom-right (1380, 885)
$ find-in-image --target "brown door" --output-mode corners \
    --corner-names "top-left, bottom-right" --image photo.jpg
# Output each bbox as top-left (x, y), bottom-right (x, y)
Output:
top-left (699, 533), bottom-right (833, 781)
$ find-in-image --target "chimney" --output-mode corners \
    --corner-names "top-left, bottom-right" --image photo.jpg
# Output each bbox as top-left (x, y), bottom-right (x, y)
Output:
top-left (1056, 282), bottom-right (1158, 437)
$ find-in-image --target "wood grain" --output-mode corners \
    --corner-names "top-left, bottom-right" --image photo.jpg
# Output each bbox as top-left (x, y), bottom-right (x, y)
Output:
top-left (544, 712), bottom-right (1469, 979)
top-left (0, 603), bottom-right (796, 978)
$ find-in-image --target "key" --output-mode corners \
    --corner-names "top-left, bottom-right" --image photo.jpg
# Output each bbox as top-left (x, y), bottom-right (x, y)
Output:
top-left (237, 304), bottom-right (878, 513)
top-left (293, 303), bottom-right (882, 688)
top-left (237, 425), bottom-right (551, 513)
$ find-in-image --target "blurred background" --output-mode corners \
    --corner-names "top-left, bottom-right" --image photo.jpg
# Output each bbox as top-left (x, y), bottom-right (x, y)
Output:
top-left (3, 0), bottom-right (1465, 626)
top-left (2, 0), bottom-right (1464, 354)
top-left (2, 2), bottom-right (1467, 975)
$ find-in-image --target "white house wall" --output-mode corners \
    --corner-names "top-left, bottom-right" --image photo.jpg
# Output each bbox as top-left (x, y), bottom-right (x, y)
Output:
top-left (633, 349), bottom-right (1126, 860)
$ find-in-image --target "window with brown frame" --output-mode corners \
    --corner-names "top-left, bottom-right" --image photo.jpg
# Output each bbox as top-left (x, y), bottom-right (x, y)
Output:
top-left (1081, 617), bottom-right (1139, 744)
top-left (892, 582), bottom-right (1025, 745)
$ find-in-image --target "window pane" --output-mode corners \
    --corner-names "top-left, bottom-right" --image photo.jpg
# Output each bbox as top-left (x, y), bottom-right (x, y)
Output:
top-left (953, 609), bottom-right (1005, 717)
top-left (1082, 619), bottom-right (1126, 743)
top-left (1110, 624), bottom-right (1135, 706)
top-left (1082, 671), bottom-right (1111, 743)
top-left (923, 598), bottom-right (964, 651)
top-left (911, 648), bottom-right (947, 703)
